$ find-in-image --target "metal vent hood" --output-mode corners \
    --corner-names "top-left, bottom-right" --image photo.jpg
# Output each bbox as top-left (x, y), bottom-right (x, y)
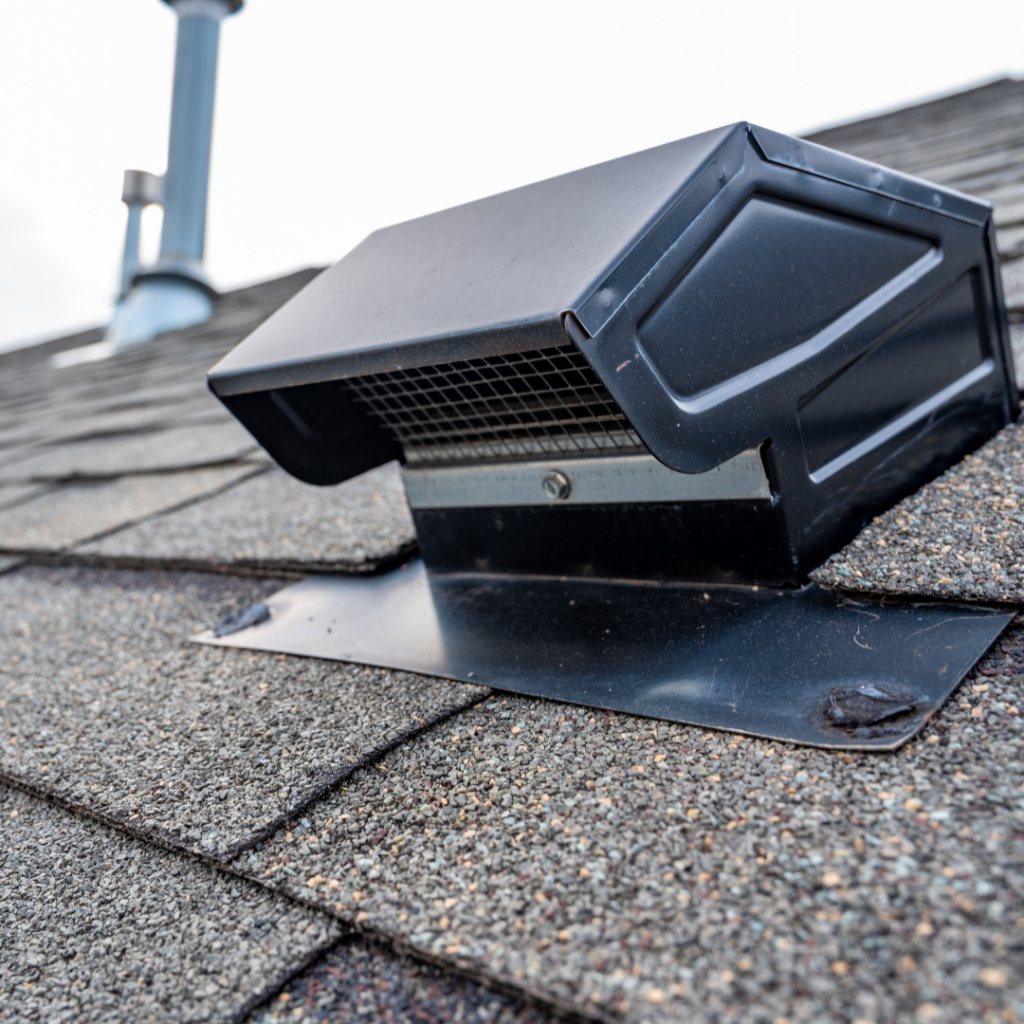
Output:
top-left (203, 123), bottom-right (1019, 750)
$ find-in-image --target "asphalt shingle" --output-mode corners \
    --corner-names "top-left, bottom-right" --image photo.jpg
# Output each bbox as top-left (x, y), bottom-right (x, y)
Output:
top-left (811, 422), bottom-right (1024, 602)
top-left (241, 650), bottom-right (1024, 1024)
top-left (1002, 258), bottom-right (1024, 309)
top-left (0, 565), bottom-right (487, 859)
top-left (0, 465), bottom-right (262, 552)
top-left (0, 483), bottom-right (48, 512)
top-left (0, 420), bottom-right (260, 484)
top-left (1011, 324), bottom-right (1024, 382)
top-left (0, 270), bottom-right (319, 459)
top-left (31, 394), bottom-right (235, 448)
top-left (0, 783), bottom-right (341, 1024)
top-left (77, 463), bottom-right (417, 575)
top-left (8, 81), bottom-right (1024, 1024)
top-left (246, 934), bottom-right (552, 1024)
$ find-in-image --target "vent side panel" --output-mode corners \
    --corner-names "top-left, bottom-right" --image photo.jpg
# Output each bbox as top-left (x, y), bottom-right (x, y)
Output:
top-left (800, 272), bottom-right (987, 476)
top-left (638, 197), bottom-right (933, 399)
top-left (413, 502), bottom-right (795, 585)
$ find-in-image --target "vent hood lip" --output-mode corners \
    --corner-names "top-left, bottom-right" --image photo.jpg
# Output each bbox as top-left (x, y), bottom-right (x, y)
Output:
top-left (204, 124), bottom-right (746, 389)
top-left (207, 316), bottom-right (569, 398)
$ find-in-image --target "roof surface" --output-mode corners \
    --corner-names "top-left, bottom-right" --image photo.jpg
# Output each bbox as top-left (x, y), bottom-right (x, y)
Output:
top-left (4, 81), bottom-right (1024, 1024)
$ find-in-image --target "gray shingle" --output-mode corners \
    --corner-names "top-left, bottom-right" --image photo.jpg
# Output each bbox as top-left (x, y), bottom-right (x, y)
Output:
top-left (0, 269), bottom-right (320, 455)
top-left (0, 565), bottom-right (487, 859)
top-left (0, 394), bottom-right (233, 461)
top-left (247, 933), bottom-right (551, 1024)
top-left (7, 79), bottom-right (1024, 1023)
top-left (811, 422), bottom-right (1024, 602)
top-left (241, 669), bottom-right (1024, 1023)
top-left (0, 465), bottom-right (262, 552)
top-left (1004, 258), bottom-right (1024, 314)
top-left (77, 463), bottom-right (416, 575)
top-left (0, 420), bottom-right (260, 483)
top-left (0, 784), bottom-right (341, 1024)
top-left (0, 482), bottom-right (48, 512)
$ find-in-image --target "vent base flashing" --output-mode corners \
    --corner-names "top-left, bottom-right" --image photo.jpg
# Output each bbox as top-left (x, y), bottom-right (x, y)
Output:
top-left (194, 560), bottom-right (1011, 751)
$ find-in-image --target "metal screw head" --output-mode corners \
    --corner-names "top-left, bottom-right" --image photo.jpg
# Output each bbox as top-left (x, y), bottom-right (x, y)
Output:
top-left (541, 471), bottom-right (571, 501)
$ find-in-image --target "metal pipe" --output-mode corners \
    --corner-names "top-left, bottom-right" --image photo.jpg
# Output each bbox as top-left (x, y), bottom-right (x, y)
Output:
top-left (157, 0), bottom-right (233, 278)
top-left (120, 204), bottom-right (143, 299)
top-left (118, 170), bottom-right (163, 298)
top-left (101, 0), bottom-right (241, 350)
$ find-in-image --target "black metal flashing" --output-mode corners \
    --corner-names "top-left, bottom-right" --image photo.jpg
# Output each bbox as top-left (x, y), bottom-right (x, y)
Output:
top-left (196, 561), bottom-right (1013, 752)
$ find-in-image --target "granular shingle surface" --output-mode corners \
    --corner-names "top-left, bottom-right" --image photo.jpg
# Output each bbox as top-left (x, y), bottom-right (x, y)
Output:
top-left (0, 783), bottom-right (342, 1024)
top-left (0, 420), bottom-right (260, 483)
top-left (243, 660), bottom-right (1024, 1024)
top-left (247, 934), bottom-right (551, 1024)
top-left (0, 465), bottom-right (262, 552)
top-left (1002, 258), bottom-right (1024, 309)
top-left (0, 483), bottom-right (48, 511)
top-left (78, 463), bottom-right (417, 574)
top-left (811, 422), bottom-right (1024, 602)
top-left (30, 395), bottom-right (235, 448)
top-left (0, 565), bottom-right (487, 858)
top-left (1011, 323), bottom-right (1024, 381)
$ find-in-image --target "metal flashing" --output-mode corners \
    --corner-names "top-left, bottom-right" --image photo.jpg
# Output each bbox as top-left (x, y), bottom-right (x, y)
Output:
top-left (194, 560), bottom-right (1012, 751)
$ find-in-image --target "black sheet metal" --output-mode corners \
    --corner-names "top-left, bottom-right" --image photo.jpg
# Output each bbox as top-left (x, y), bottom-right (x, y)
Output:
top-left (194, 561), bottom-right (1011, 751)
top-left (207, 121), bottom-right (1017, 585)
top-left (200, 123), bottom-right (1017, 743)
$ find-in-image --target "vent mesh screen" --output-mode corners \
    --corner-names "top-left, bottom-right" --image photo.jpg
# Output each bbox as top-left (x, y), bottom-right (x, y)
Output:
top-left (342, 345), bottom-right (645, 466)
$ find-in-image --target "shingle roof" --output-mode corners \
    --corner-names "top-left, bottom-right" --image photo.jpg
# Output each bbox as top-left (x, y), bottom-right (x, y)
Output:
top-left (807, 76), bottom-right (1024, 259)
top-left (4, 82), bottom-right (1024, 1023)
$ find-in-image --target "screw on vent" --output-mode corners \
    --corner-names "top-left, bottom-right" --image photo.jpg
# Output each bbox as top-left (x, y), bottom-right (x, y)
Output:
top-left (541, 471), bottom-right (571, 500)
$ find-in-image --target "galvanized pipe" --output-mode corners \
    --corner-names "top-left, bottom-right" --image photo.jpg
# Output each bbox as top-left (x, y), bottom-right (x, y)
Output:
top-left (157, 0), bottom-right (233, 281)
top-left (119, 203), bottom-right (144, 299)
top-left (118, 170), bottom-right (163, 298)
top-left (102, 0), bottom-right (241, 350)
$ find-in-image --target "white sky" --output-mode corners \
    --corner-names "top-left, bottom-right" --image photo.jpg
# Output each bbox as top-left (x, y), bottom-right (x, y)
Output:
top-left (2, 0), bottom-right (1023, 351)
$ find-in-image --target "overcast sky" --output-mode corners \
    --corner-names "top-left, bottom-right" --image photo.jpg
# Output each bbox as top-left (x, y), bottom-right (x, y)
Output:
top-left (2, 0), bottom-right (1023, 351)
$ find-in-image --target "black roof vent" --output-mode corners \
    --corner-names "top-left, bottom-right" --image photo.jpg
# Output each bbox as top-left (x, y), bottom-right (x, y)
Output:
top-left (211, 121), bottom-right (1016, 586)
top-left (204, 123), bottom-right (1018, 749)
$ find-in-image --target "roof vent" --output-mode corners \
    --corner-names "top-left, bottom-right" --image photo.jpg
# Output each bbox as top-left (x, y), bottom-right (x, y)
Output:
top-left (54, 0), bottom-right (241, 370)
top-left (105, 0), bottom-right (243, 351)
top-left (203, 123), bottom-right (1018, 749)
top-left (117, 169), bottom-right (164, 300)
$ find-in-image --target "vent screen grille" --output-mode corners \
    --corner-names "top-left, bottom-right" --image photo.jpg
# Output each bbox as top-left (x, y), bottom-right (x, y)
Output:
top-left (342, 345), bottom-right (645, 466)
